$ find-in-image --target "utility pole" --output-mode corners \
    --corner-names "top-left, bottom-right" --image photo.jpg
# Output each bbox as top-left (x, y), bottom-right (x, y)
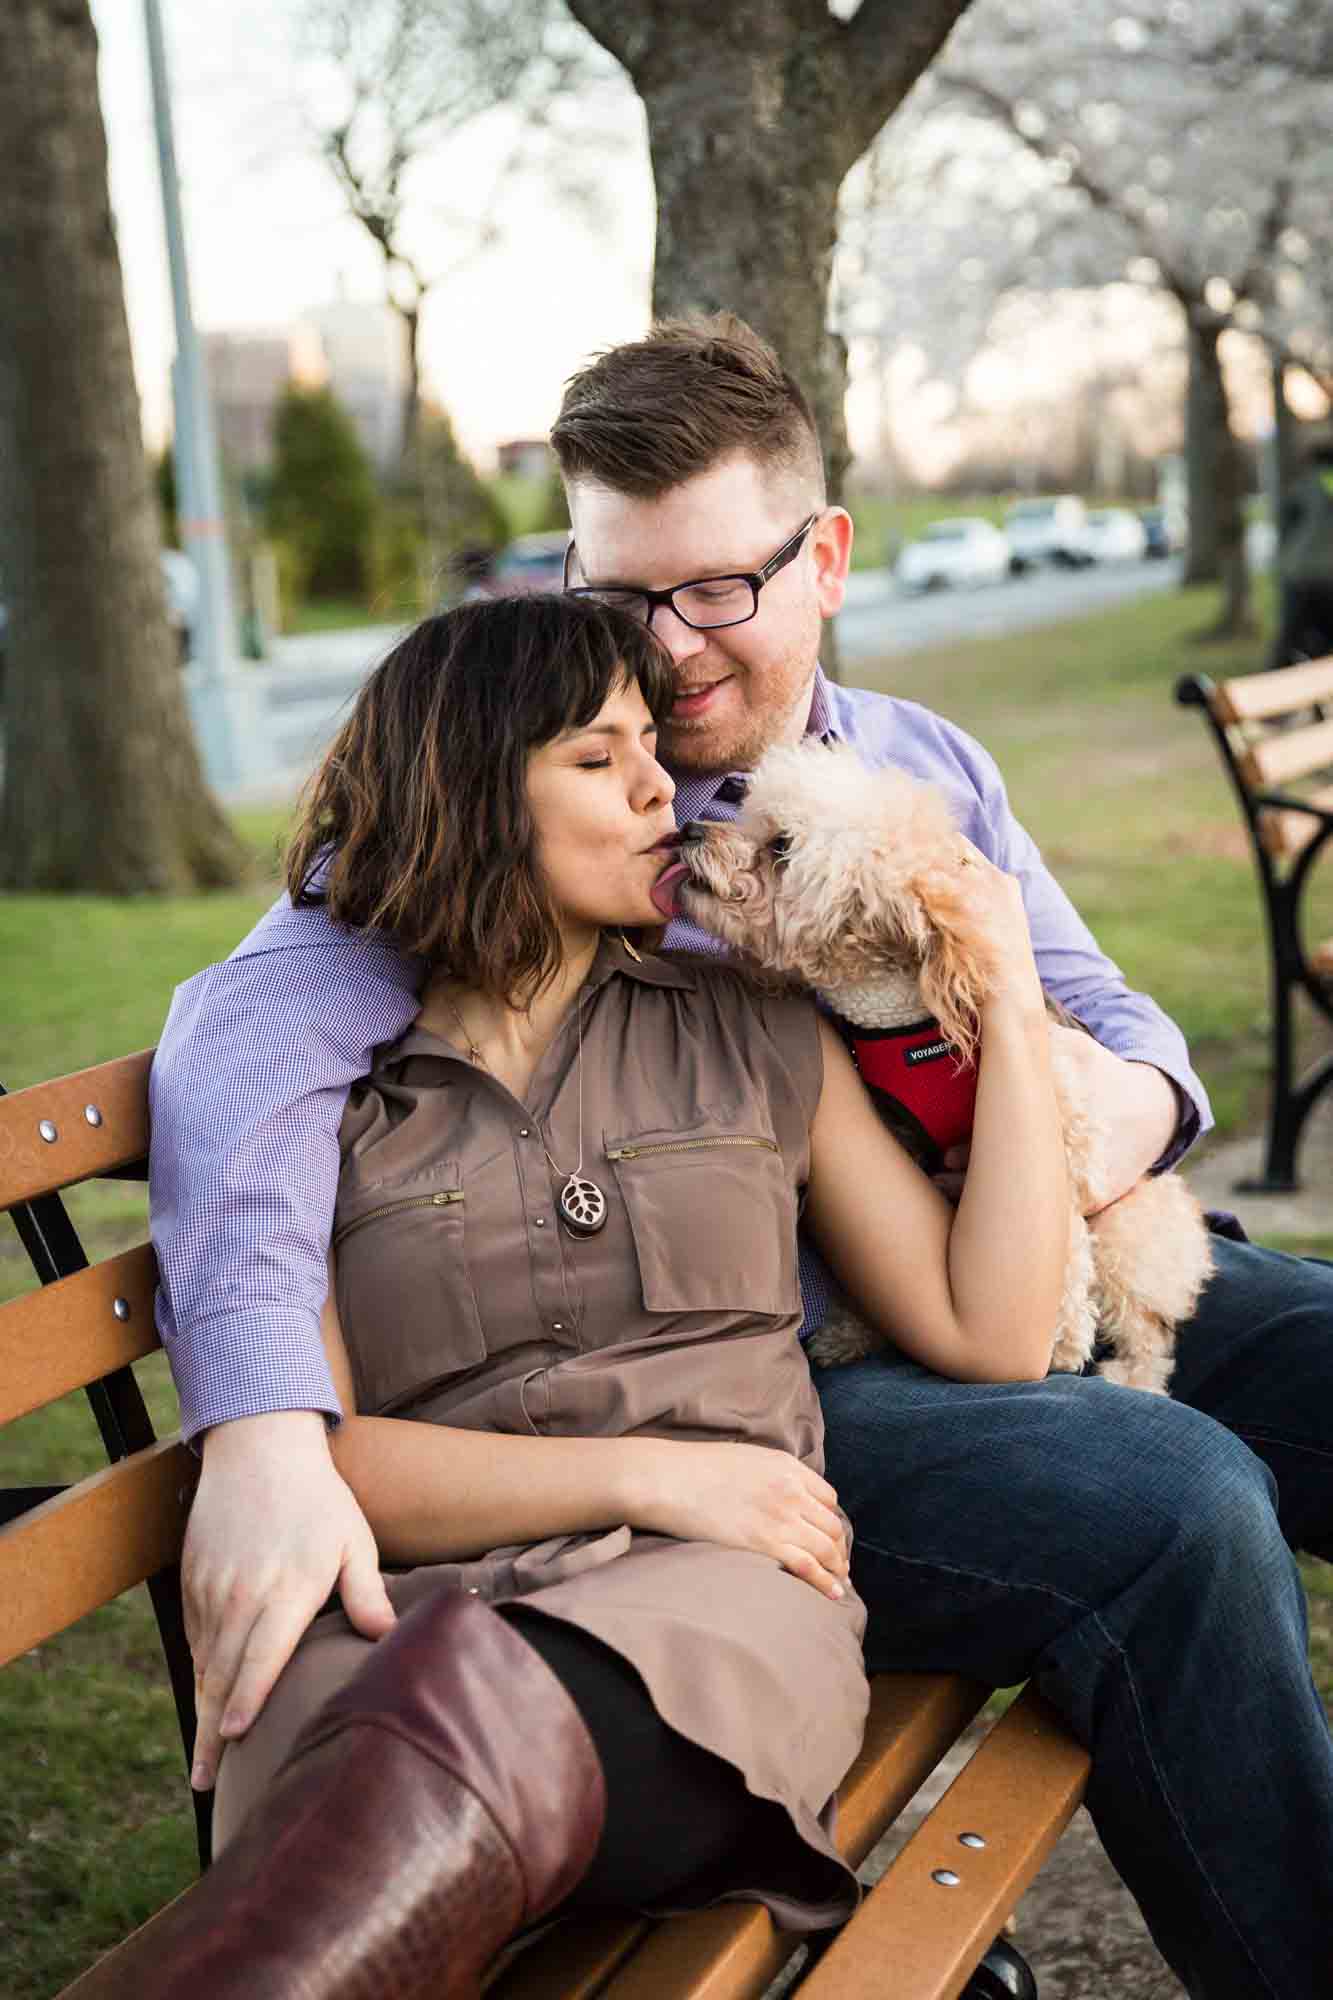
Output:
top-left (143, 0), bottom-right (251, 788)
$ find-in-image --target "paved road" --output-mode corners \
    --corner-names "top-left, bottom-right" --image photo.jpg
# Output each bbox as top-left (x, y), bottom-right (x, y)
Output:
top-left (836, 556), bottom-right (1179, 664)
top-left (235, 557), bottom-right (1182, 795)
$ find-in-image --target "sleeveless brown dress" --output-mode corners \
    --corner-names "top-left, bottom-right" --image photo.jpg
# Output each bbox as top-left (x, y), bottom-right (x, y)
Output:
top-left (214, 936), bottom-right (868, 1929)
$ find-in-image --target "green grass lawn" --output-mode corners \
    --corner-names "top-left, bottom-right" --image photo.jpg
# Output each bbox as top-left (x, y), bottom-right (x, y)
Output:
top-left (4, 580), bottom-right (1333, 1996)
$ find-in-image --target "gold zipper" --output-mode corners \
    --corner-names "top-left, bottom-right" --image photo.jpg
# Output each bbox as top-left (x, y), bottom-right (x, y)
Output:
top-left (606, 1136), bottom-right (778, 1162)
top-left (333, 1189), bottom-right (463, 1248)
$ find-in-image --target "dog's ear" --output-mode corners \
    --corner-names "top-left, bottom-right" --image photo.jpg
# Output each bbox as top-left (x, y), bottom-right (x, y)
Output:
top-left (913, 868), bottom-right (994, 1066)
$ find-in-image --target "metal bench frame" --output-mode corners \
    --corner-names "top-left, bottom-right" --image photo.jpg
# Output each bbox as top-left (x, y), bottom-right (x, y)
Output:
top-left (1177, 660), bottom-right (1333, 1190)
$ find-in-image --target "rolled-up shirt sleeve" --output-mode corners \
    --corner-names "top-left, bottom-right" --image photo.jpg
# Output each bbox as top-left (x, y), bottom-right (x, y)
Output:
top-left (149, 897), bottom-right (420, 1443)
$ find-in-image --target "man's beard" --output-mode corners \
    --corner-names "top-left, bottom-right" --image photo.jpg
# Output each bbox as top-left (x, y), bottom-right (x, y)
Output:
top-left (660, 711), bottom-right (772, 776)
top-left (659, 664), bottom-right (816, 778)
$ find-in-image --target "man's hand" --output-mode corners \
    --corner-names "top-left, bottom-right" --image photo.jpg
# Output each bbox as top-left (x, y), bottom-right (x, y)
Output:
top-left (183, 1411), bottom-right (395, 1790)
top-left (932, 1031), bottom-right (1180, 1214)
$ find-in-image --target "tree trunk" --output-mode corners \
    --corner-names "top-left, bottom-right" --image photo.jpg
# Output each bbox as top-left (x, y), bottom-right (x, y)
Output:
top-left (1181, 312), bottom-right (1227, 586)
top-left (1271, 348), bottom-right (1296, 549)
top-left (1181, 310), bottom-right (1255, 640)
top-left (397, 299), bottom-right (421, 477)
top-left (564, 0), bottom-right (975, 682)
top-left (0, 0), bottom-right (247, 892)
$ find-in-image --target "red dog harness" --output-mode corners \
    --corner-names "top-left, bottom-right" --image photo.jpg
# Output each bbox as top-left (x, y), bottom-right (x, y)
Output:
top-left (844, 1017), bottom-right (978, 1165)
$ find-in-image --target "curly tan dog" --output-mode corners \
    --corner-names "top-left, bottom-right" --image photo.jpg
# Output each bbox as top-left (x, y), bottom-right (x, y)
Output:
top-left (676, 739), bottom-right (1213, 1392)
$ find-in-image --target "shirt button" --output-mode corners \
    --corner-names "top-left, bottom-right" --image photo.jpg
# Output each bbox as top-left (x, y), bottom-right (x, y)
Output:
top-left (519, 1127), bottom-right (530, 1137)
top-left (535, 1217), bottom-right (546, 1227)
top-left (553, 1322), bottom-right (564, 1332)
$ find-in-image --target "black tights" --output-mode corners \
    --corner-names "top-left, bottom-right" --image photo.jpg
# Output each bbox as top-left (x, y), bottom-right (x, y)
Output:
top-left (498, 1606), bottom-right (763, 1908)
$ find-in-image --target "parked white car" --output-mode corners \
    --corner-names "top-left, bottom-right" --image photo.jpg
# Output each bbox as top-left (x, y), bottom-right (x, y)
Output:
top-left (1003, 496), bottom-right (1093, 570)
top-left (1084, 508), bottom-right (1148, 563)
top-left (895, 518), bottom-right (1011, 594)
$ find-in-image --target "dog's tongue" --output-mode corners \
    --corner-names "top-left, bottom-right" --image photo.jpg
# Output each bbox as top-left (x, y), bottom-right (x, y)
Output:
top-left (650, 859), bottom-right (690, 920)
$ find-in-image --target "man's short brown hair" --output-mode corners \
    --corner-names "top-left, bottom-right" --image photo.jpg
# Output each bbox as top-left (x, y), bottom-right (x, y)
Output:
top-left (550, 313), bottom-right (824, 502)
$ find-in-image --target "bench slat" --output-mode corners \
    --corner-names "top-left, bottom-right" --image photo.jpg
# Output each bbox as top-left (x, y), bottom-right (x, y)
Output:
top-left (799, 1688), bottom-right (1089, 2000)
top-left (834, 1674), bottom-right (987, 1863)
top-left (1213, 656), bottom-right (1333, 724)
top-left (584, 1677), bottom-right (988, 2000)
top-left (0, 1244), bottom-right (160, 1425)
top-left (597, 1903), bottom-right (786, 2000)
top-left (0, 1438), bottom-right (193, 1665)
top-left (0, 1051), bottom-right (153, 1208)
top-left (1241, 717), bottom-right (1333, 792)
top-left (1258, 786), bottom-right (1333, 857)
top-left (487, 1916), bottom-right (651, 2000)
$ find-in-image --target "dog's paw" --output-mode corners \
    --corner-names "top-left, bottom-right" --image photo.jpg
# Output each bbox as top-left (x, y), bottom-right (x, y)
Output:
top-left (1096, 1350), bottom-right (1174, 1396)
top-left (806, 1304), bottom-right (882, 1369)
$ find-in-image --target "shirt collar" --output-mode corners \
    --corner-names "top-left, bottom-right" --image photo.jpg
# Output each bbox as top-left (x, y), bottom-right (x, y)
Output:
top-left (388, 935), bottom-right (697, 1065)
top-left (589, 932), bottom-right (698, 989)
top-left (667, 664), bottom-right (841, 824)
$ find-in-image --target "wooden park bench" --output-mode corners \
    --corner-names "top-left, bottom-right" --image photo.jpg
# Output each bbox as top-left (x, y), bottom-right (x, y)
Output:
top-left (1177, 654), bottom-right (1333, 1190)
top-left (1, 1052), bottom-right (1090, 2000)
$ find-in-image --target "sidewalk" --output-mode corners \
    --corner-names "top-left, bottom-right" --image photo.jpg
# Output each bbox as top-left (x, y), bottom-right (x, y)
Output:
top-left (1182, 1091), bottom-right (1333, 1246)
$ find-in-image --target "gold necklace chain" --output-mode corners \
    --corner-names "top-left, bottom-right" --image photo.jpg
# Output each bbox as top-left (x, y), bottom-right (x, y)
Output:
top-left (440, 992), bottom-right (588, 1182)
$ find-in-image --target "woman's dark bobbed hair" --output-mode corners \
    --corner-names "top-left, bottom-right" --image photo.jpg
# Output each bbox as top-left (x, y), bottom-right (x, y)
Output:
top-left (285, 593), bottom-right (677, 1000)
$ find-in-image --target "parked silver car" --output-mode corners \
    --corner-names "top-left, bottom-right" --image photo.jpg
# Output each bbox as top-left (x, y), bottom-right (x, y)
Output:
top-left (895, 518), bottom-right (1011, 593)
top-left (1003, 496), bottom-right (1094, 570)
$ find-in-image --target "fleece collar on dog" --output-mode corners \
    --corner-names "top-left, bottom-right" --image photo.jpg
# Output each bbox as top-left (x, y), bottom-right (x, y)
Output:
top-left (843, 1017), bottom-right (978, 1168)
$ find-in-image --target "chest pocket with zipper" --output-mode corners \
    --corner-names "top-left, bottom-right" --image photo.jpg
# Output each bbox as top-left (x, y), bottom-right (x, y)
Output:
top-left (332, 1162), bottom-right (486, 1413)
top-left (605, 1124), bottom-right (799, 1318)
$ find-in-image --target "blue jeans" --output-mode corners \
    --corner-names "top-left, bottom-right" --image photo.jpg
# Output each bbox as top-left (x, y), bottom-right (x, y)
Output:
top-left (813, 1236), bottom-right (1333, 2000)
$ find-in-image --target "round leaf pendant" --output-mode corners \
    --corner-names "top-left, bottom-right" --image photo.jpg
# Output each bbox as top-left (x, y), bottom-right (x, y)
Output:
top-left (559, 1174), bottom-right (607, 1236)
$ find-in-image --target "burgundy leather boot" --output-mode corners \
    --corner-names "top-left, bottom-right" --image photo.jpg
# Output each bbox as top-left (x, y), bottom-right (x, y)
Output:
top-left (78, 1590), bottom-right (606, 2000)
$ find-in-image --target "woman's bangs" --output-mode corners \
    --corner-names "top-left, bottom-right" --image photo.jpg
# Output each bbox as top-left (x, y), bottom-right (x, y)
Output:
top-left (538, 602), bottom-right (675, 740)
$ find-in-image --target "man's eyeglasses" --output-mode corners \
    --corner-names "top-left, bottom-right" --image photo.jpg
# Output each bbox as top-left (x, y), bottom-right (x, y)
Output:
top-left (563, 514), bottom-right (819, 631)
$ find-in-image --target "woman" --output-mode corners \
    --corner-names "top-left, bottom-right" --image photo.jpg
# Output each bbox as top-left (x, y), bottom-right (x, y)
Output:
top-left (133, 595), bottom-right (1069, 2000)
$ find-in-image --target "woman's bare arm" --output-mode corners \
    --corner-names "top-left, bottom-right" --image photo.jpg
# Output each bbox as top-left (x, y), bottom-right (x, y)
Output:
top-left (319, 1260), bottom-right (850, 1594)
top-left (804, 853), bottom-right (1069, 1383)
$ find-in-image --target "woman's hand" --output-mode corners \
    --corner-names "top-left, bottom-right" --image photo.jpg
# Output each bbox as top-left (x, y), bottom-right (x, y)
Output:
top-left (952, 838), bottom-right (1046, 1020)
top-left (625, 1439), bottom-right (850, 1600)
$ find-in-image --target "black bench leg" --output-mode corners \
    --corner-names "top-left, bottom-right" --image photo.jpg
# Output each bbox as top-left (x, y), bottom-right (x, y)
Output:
top-left (960, 1935), bottom-right (1038, 1999)
top-left (1238, 952), bottom-right (1302, 1192)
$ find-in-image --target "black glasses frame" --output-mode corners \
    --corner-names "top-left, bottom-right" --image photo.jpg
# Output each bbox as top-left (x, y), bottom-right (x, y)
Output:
top-left (562, 513), bottom-right (820, 631)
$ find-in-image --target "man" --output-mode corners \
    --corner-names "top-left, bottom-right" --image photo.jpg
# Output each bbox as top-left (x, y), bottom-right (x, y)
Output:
top-left (152, 317), bottom-right (1333, 1998)
top-left (1270, 432), bottom-right (1333, 669)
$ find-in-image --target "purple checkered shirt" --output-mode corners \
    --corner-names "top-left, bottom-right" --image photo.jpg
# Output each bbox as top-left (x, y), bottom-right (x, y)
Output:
top-left (150, 666), bottom-right (1211, 1441)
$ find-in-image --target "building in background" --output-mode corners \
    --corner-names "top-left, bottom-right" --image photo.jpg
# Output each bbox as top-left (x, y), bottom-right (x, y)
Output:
top-left (496, 438), bottom-right (553, 481)
top-left (202, 329), bottom-right (298, 473)
top-left (305, 299), bottom-right (408, 476)
top-left (191, 300), bottom-right (408, 480)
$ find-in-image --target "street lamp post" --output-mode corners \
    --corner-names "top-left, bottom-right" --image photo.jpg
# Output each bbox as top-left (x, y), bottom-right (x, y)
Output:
top-left (143, 0), bottom-right (254, 790)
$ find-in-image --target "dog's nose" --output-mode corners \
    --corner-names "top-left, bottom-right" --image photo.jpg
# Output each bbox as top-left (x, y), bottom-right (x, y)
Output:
top-left (677, 821), bottom-right (709, 846)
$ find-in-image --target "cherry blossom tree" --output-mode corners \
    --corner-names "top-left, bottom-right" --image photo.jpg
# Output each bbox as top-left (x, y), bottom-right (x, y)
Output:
top-left (927, 0), bottom-right (1331, 634)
